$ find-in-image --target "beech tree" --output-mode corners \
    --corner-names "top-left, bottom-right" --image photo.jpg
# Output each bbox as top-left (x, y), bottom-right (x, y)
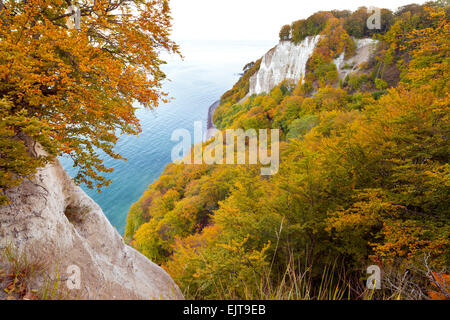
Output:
top-left (279, 24), bottom-right (291, 41)
top-left (0, 0), bottom-right (179, 204)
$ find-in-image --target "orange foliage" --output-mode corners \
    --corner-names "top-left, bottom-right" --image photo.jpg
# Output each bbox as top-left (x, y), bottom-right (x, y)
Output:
top-left (428, 273), bottom-right (449, 300)
top-left (0, 0), bottom-right (179, 191)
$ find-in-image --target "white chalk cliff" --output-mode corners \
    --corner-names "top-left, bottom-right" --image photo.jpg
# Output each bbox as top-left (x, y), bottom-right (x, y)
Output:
top-left (249, 36), bottom-right (320, 95)
top-left (248, 36), bottom-right (377, 96)
top-left (334, 38), bottom-right (378, 80)
top-left (0, 144), bottom-right (183, 300)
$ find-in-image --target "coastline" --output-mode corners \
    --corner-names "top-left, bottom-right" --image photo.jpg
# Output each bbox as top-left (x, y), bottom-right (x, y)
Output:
top-left (205, 100), bottom-right (220, 140)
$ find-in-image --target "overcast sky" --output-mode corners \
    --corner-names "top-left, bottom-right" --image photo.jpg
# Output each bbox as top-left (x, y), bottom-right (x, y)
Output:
top-left (170, 0), bottom-right (428, 41)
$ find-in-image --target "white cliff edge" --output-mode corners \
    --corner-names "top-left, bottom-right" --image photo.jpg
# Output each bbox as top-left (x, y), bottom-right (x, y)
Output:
top-left (248, 36), bottom-right (378, 96)
top-left (249, 36), bottom-right (320, 95)
top-left (0, 144), bottom-right (183, 300)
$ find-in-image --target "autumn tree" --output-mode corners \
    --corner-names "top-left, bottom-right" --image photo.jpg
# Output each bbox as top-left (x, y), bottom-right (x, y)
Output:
top-left (279, 24), bottom-right (291, 41)
top-left (0, 0), bottom-right (179, 204)
top-left (291, 11), bottom-right (333, 43)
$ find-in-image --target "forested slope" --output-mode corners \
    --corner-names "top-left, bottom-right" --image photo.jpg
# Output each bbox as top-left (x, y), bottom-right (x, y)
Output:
top-left (126, 3), bottom-right (449, 300)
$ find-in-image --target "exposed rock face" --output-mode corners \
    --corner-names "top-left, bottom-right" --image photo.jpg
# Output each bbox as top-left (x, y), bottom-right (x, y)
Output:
top-left (205, 100), bottom-right (220, 141)
top-left (334, 38), bottom-right (378, 80)
top-left (248, 37), bottom-right (377, 96)
top-left (249, 36), bottom-right (320, 95)
top-left (0, 144), bottom-right (183, 300)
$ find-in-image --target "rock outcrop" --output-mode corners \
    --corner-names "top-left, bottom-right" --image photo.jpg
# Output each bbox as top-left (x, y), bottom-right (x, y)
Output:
top-left (205, 100), bottom-right (220, 141)
top-left (248, 37), bottom-right (377, 96)
top-left (0, 144), bottom-right (183, 300)
top-left (334, 38), bottom-right (378, 80)
top-left (249, 36), bottom-right (320, 95)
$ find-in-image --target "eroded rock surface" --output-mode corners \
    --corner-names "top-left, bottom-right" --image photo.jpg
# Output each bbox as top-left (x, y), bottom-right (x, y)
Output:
top-left (249, 36), bottom-right (320, 95)
top-left (248, 37), bottom-right (377, 96)
top-left (334, 38), bottom-right (378, 80)
top-left (0, 145), bottom-right (183, 300)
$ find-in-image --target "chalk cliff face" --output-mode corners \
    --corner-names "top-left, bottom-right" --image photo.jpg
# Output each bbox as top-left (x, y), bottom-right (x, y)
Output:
top-left (248, 37), bottom-right (377, 96)
top-left (249, 36), bottom-right (320, 95)
top-left (334, 39), bottom-right (378, 80)
top-left (0, 144), bottom-right (183, 300)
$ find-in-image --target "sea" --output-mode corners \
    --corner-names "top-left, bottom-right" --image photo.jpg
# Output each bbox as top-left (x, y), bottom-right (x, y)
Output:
top-left (60, 39), bottom-right (275, 234)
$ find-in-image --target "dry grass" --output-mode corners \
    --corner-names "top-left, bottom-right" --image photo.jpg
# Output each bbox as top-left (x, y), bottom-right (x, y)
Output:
top-left (181, 249), bottom-right (446, 300)
top-left (0, 244), bottom-right (76, 300)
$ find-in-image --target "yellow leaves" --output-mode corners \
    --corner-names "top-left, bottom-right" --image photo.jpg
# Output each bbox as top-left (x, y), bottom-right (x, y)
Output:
top-left (217, 236), bottom-right (249, 253)
top-left (119, 4), bottom-right (450, 299)
top-left (163, 225), bottom-right (221, 279)
top-left (316, 16), bottom-right (353, 60)
top-left (0, 0), bottom-right (179, 193)
top-left (327, 189), bottom-right (398, 233)
top-left (216, 237), bottom-right (271, 268)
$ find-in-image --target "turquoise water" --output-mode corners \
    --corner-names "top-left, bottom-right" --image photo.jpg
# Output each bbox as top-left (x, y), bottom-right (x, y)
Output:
top-left (61, 40), bottom-right (275, 234)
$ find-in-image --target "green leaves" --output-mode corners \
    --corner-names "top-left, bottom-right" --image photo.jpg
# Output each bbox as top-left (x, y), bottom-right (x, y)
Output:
top-left (0, 99), bottom-right (54, 205)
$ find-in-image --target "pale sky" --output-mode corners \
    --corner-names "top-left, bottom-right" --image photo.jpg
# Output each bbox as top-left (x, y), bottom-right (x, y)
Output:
top-left (170, 0), bottom-right (428, 41)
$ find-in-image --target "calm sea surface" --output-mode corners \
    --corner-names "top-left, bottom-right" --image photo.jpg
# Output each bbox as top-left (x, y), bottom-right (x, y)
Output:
top-left (61, 40), bottom-right (275, 234)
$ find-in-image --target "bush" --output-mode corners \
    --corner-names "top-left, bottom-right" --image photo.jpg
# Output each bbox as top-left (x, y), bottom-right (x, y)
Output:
top-left (279, 24), bottom-right (291, 41)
